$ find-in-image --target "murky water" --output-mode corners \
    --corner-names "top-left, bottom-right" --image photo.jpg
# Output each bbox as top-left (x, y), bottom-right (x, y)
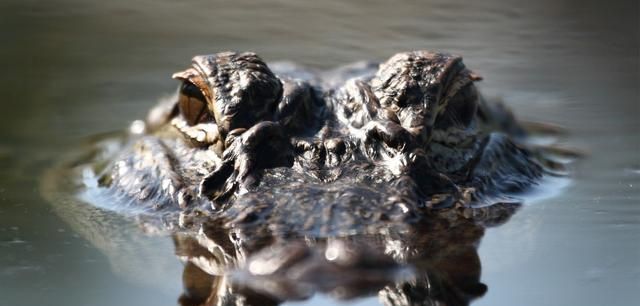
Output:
top-left (1, 0), bottom-right (638, 305)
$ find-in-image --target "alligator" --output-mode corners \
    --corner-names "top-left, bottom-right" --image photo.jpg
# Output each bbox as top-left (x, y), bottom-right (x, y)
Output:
top-left (43, 50), bottom-right (575, 306)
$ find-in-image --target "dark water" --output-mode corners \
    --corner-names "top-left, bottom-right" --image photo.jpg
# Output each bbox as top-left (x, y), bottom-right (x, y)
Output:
top-left (1, 0), bottom-right (638, 305)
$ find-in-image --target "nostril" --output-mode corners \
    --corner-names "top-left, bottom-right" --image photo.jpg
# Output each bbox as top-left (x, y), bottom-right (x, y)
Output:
top-left (325, 138), bottom-right (347, 155)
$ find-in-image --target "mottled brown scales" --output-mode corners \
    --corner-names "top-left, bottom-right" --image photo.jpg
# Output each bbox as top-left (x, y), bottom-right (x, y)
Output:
top-left (371, 51), bottom-right (477, 144)
top-left (173, 52), bottom-right (283, 136)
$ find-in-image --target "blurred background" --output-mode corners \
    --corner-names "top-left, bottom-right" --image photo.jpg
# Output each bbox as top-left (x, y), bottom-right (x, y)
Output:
top-left (0, 0), bottom-right (638, 305)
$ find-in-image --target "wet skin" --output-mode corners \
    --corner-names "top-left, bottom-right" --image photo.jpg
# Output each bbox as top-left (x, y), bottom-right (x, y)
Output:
top-left (74, 51), bottom-right (572, 305)
top-left (104, 51), bottom-right (543, 213)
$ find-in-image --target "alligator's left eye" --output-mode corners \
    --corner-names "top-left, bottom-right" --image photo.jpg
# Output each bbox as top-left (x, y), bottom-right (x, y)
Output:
top-left (178, 81), bottom-right (212, 126)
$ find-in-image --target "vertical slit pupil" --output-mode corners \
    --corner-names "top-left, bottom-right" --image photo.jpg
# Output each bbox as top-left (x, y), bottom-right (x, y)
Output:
top-left (179, 82), bottom-right (210, 126)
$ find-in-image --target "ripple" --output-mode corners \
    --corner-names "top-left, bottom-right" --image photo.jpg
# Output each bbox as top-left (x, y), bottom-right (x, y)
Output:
top-left (624, 166), bottom-right (640, 175)
top-left (514, 175), bottom-right (573, 205)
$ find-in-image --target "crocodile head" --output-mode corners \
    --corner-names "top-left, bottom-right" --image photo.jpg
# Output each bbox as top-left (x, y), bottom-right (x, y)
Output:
top-left (65, 51), bottom-right (574, 305)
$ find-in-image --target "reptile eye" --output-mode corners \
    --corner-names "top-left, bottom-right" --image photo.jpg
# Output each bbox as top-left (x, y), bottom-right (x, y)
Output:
top-left (178, 81), bottom-right (212, 125)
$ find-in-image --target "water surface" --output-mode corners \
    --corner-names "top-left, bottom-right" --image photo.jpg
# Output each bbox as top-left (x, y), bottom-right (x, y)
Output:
top-left (1, 0), bottom-right (638, 305)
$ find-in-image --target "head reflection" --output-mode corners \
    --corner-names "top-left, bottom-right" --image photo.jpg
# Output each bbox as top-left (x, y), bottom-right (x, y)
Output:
top-left (174, 203), bottom-right (520, 306)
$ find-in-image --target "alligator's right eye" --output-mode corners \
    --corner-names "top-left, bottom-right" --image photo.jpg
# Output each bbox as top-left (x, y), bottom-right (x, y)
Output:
top-left (178, 81), bottom-right (212, 126)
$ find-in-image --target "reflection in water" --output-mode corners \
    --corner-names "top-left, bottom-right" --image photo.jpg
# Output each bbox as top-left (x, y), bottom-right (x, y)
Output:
top-left (173, 203), bottom-right (519, 306)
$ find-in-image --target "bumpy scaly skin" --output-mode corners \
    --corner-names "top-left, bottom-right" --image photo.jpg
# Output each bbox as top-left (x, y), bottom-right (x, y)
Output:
top-left (101, 50), bottom-right (542, 216)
